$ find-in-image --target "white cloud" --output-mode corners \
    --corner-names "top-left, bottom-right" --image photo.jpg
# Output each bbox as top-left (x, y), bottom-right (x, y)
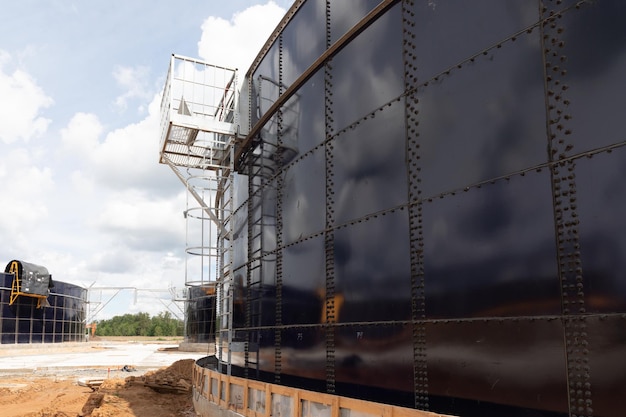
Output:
top-left (60, 112), bottom-right (103, 155)
top-left (95, 94), bottom-right (170, 190)
top-left (0, 146), bottom-right (56, 264)
top-left (70, 169), bottom-right (95, 194)
top-left (0, 148), bottom-right (54, 233)
top-left (113, 65), bottom-right (152, 112)
top-left (95, 189), bottom-right (186, 252)
top-left (60, 93), bottom-right (179, 195)
top-left (0, 50), bottom-right (53, 143)
top-left (0, 2), bottom-right (290, 320)
top-left (198, 1), bottom-right (286, 73)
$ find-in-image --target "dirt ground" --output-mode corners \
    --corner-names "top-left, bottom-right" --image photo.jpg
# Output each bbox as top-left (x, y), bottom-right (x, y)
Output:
top-left (0, 359), bottom-right (196, 417)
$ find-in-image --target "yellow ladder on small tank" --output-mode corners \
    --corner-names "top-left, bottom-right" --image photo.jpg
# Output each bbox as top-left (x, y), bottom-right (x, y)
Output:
top-left (8, 260), bottom-right (48, 308)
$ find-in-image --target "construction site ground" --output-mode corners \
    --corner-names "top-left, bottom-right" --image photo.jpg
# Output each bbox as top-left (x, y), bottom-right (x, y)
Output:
top-left (0, 337), bottom-right (211, 417)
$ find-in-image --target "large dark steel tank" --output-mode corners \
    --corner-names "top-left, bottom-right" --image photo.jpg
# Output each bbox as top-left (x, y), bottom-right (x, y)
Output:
top-left (216, 1), bottom-right (626, 417)
top-left (1, 262), bottom-right (87, 344)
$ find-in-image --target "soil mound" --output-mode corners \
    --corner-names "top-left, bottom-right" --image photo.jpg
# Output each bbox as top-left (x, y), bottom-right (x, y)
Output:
top-left (80, 359), bottom-right (196, 416)
top-left (145, 359), bottom-right (195, 383)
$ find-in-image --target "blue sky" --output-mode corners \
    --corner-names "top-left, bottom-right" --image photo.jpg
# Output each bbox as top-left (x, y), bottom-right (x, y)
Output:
top-left (0, 1), bottom-right (292, 320)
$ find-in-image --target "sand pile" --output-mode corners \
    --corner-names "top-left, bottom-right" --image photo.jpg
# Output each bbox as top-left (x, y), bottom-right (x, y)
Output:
top-left (79, 359), bottom-right (196, 417)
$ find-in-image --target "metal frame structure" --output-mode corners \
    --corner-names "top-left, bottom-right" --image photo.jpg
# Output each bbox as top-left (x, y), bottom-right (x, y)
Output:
top-left (159, 54), bottom-right (238, 375)
top-left (86, 286), bottom-right (185, 324)
top-left (7, 260), bottom-right (49, 309)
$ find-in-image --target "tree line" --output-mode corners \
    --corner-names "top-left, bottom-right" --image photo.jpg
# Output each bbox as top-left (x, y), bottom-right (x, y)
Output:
top-left (95, 312), bottom-right (183, 337)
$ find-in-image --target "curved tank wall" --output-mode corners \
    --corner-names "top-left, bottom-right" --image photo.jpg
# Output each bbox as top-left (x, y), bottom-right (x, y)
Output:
top-left (218, 1), bottom-right (626, 417)
top-left (185, 284), bottom-right (217, 343)
top-left (0, 272), bottom-right (87, 344)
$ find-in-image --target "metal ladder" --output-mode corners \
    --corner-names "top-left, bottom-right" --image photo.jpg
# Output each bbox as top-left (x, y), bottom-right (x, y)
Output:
top-left (244, 139), bottom-right (278, 378)
top-left (216, 142), bottom-right (235, 375)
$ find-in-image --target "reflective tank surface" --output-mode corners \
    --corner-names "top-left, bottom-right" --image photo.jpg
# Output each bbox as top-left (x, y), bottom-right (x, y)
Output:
top-left (214, 1), bottom-right (626, 417)
top-left (0, 271), bottom-right (87, 344)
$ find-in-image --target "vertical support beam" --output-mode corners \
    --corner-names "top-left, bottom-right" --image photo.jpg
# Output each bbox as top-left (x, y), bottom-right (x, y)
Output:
top-left (323, 0), bottom-right (336, 395)
top-left (274, 32), bottom-right (285, 384)
top-left (246, 156), bottom-right (255, 379)
top-left (240, 73), bottom-right (254, 379)
top-left (265, 383), bottom-right (272, 417)
top-left (402, 0), bottom-right (429, 411)
top-left (540, 2), bottom-right (592, 416)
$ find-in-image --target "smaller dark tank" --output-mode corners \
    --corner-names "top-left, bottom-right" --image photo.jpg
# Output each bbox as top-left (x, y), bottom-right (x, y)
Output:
top-left (5, 260), bottom-right (54, 297)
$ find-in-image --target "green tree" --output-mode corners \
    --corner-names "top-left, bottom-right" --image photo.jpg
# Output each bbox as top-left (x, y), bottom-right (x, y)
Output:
top-left (94, 312), bottom-right (183, 337)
